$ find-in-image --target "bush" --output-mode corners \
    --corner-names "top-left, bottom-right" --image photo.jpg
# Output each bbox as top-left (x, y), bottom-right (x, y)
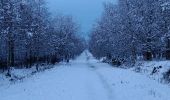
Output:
top-left (111, 58), bottom-right (124, 66)
top-left (134, 67), bottom-right (142, 73)
top-left (162, 69), bottom-right (170, 83)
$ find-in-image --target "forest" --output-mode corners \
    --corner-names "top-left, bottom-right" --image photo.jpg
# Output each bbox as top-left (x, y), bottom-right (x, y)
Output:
top-left (1, 0), bottom-right (170, 100)
top-left (0, 0), bottom-right (85, 73)
top-left (89, 0), bottom-right (170, 65)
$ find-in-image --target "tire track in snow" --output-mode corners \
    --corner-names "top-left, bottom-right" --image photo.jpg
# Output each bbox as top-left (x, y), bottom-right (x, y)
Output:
top-left (85, 52), bottom-right (114, 100)
top-left (88, 65), bottom-right (114, 100)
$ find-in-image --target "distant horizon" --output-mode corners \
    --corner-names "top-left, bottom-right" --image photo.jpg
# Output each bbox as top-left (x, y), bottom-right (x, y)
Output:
top-left (46, 0), bottom-right (117, 38)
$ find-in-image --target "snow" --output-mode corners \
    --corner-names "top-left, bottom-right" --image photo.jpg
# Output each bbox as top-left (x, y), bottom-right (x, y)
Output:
top-left (0, 51), bottom-right (170, 100)
top-left (95, 63), bottom-right (170, 100)
top-left (27, 32), bottom-right (33, 37)
top-left (133, 61), bottom-right (170, 83)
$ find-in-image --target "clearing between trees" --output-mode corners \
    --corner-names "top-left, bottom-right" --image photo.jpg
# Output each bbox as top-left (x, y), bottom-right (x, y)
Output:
top-left (0, 51), bottom-right (170, 100)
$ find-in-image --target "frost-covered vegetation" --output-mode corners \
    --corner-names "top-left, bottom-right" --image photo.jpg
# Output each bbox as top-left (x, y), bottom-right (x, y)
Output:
top-left (1, 51), bottom-right (170, 100)
top-left (1, 0), bottom-right (170, 99)
top-left (0, 0), bottom-right (85, 73)
top-left (89, 0), bottom-right (170, 65)
top-left (132, 61), bottom-right (170, 84)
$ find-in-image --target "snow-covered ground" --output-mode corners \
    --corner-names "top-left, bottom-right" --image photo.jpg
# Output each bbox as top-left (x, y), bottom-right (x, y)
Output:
top-left (132, 61), bottom-right (170, 83)
top-left (0, 51), bottom-right (170, 100)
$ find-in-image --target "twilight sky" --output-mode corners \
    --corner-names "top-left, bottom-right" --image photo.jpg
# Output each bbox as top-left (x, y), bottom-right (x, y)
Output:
top-left (46, 0), bottom-right (117, 37)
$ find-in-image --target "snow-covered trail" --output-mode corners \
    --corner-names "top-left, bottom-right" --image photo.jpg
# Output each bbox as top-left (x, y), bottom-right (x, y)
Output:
top-left (1, 51), bottom-right (170, 100)
top-left (0, 51), bottom-right (113, 100)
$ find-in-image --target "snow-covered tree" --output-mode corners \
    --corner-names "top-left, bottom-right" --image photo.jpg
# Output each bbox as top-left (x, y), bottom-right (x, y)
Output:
top-left (89, 0), bottom-right (170, 65)
top-left (0, 0), bottom-right (85, 72)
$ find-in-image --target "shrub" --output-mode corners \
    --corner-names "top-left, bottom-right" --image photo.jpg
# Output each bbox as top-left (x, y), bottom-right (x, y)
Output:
top-left (162, 69), bottom-right (170, 83)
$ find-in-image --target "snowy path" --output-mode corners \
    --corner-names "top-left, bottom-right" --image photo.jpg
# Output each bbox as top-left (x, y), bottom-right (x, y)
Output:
top-left (1, 51), bottom-right (170, 100)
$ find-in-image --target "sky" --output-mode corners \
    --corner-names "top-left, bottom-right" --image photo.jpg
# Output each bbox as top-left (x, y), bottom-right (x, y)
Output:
top-left (46, 0), bottom-right (117, 37)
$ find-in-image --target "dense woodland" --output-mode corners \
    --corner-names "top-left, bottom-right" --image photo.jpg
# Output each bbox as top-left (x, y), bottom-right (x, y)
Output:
top-left (1, 0), bottom-right (170, 73)
top-left (0, 0), bottom-right (85, 72)
top-left (89, 0), bottom-right (170, 65)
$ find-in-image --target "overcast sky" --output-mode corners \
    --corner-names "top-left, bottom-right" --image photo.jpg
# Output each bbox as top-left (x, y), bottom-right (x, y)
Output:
top-left (46, 0), bottom-right (117, 37)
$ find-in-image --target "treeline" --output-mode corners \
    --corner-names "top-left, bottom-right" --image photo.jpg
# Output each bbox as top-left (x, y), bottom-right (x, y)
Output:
top-left (0, 0), bottom-right (85, 71)
top-left (89, 0), bottom-right (170, 65)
